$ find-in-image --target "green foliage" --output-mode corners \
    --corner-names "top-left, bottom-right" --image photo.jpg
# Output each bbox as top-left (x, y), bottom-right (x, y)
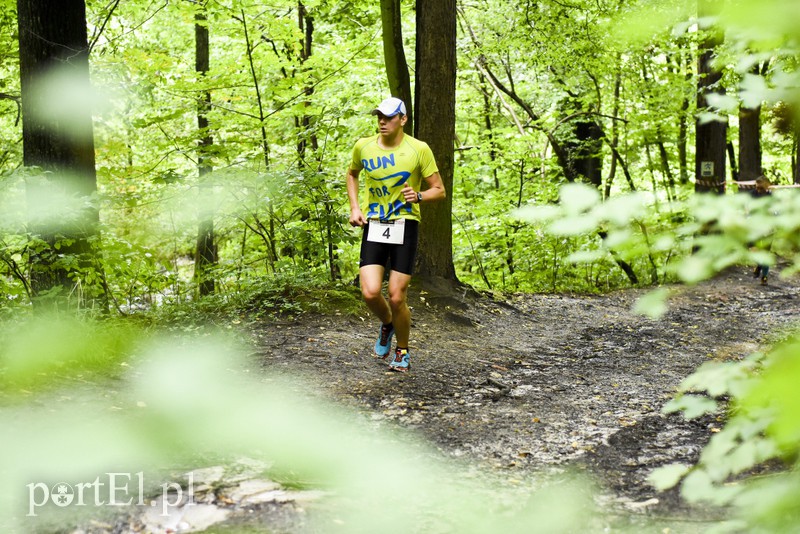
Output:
top-left (2, 0), bottom-right (800, 529)
top-left (0, 313), bottom-right (141, 398)
top-left (0, 316), bottom-right (598, 533)
top-left (146, 269), bottom-right (363, 330)
top-left (649, 338), bottom-right (800, 531)
top-left (2, 0), bottom-right (798, 305)
top-left (527, 180), bottom-right (800, 531)
top-left (511, 183), bottom-right (685, 293)
top-left (233, 271), bottom-right (362, 318)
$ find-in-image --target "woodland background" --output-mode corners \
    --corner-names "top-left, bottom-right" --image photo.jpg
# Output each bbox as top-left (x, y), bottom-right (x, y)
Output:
top-left (3, 0), bottom-right (800, 532)
top-left (2, 0), bottom-right (799, 311)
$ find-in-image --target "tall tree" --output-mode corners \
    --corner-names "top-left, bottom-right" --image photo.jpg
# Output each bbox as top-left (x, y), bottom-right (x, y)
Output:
top-left (414, 0), bottom-right (457, 280)
top-left (296, 1), bottom-right (317, 160)
top-left (17, 0), bottom-right (103, 307)
top-left (565, 114), bottom-right (603, 187)
top-left (677, 45), bottom-right (693, 185)
top-left (380, 0), bottom-right (413, 134)
top-left (738, 105), bottom-right (761, 181)
top-left (738, 62), bottom-right (769, 182)
top-left (773, 102), bottom-right (800, 184)
top-left (193, 2), bottom-right (216, 296)
top-left (695, 1), bottom-right (727, 194)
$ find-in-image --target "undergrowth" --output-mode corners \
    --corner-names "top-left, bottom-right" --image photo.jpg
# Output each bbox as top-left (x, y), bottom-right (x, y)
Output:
top-left (144, 270), bottom-right (364, 330)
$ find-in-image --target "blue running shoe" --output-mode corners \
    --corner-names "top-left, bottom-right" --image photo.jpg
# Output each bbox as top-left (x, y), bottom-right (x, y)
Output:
top-left (374, 323), bottom-right (394, 359)
top-left (389, 348), bottom-right (410, 372)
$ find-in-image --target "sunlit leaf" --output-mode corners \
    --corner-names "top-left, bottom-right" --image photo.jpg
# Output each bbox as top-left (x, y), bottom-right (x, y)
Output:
top-left (648, 463), bottom-right (691, 491)
top-left (697, 110), bottom-right (729, 124)
top-left (720, 0), bottom-right (800, 41)
top-left (706, 93), bottom-right (739, 114)
top-left (633, 287), bottom-right (670, 319)
top-left (652, 234), bottom-right (676, 252)
top-left (739, 74), bottom-right (771, 109)
top-left (676, 256), bottom-right (714, 284)
top-left (678, 360), bottom-right (754, 398)
top-left (513, 204), bottom-right (561, 223)
top-left (680, 469), bottom-right (715, 502)
top-left (611, 0), bottom-right (694, 44)
top-left (601, 228), bottom-right (633, 249)
top-left (663, 394), bottom-right (718, 419)
top-left (548, 213), bottom-right (600, 236)
top-left (700, 427), bottom-right (738, 467)
top-left (566, 249), bottom-right (605, 263)
top-left (743, 336), bottom-right (800, 449)
top-left (731, 472), bottom-right (800, 527)
top-left (595, 193), bottom-right (647, 225)
top-left (728, 439), bottom-right (770, 475)
top-left (749, 250), bottom-right (773, 267)
top-left (559, 183), bottom-right (601, 214)
top-left (0, 315), bottom-right (139, 393)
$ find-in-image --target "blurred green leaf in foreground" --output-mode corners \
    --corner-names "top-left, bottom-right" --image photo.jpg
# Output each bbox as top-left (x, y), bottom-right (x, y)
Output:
top-left (0, 316), bottom-right (597, 533)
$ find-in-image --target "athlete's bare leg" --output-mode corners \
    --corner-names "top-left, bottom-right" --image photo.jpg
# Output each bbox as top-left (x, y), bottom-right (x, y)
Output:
top-left (359, 264), bottom-right (392, 325)
top-left (387, 270), bottom-right (412, 347)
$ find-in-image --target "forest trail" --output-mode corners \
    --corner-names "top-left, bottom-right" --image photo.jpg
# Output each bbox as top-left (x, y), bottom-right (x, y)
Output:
top-left (252, 266), bottom-right (800, 524)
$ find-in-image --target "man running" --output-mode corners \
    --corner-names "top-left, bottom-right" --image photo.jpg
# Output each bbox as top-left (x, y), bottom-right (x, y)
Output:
top-left (345, 97), bottom-right (446, 372)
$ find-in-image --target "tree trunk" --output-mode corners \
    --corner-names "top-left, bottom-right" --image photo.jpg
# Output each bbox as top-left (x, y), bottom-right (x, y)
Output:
top-left (678, 46), bottom-right (692, 185)
top-left (656, 135), bottom-right (676, 201)
top-left (194, 4), bottom-right (216, 296)
top-left (794, 134), bottom-right (800, 184)
top-left (17, 0), bottom-right (104, 308)
top-left (695, 1), bottom-right (727, 195)
top-left (605, 64), bottom-right (622, 199)
top-left (479, 73), bottom-right (499, 189)
top-left (726, 141), bottom-right (739, 182)
top-left (738, 104), bottom-right (762, 181)
top-left (296, 2), bottom-right (317, 160)
top-left (241, 10), bottom-right (277, 271)
top-left (568, 119), bottom-right (603, 188)
top-left (414, 0), bottom-right (456, 280)
top-left (380, 0), bottom-right (413, 135)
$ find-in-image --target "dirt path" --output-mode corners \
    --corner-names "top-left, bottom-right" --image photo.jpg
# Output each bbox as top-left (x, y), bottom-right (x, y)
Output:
top-left (252, 267), bottom-right (800, 524)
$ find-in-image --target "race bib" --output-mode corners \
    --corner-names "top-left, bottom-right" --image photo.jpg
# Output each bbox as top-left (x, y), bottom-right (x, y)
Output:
top-left (367, 219), bottom-right (405, 245)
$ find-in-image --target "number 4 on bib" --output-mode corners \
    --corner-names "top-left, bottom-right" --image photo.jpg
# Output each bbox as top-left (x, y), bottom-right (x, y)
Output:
top-left (367, 219), bottom-right (405, 245)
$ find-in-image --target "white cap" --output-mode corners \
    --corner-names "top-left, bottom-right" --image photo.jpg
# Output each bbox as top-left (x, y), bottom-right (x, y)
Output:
top-left (371, 97), bottom-right (406, 117)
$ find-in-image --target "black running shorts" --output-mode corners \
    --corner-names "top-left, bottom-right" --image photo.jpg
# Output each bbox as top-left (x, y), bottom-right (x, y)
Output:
top-left (359, 219), bottom-right (419, 275)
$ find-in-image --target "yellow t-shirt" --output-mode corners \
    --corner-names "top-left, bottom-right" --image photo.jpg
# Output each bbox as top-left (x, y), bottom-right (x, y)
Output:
top-left (348, 134), bottom-right (438, 222)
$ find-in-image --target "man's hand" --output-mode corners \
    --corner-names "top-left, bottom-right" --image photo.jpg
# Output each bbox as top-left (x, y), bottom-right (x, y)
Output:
top-left (401, 185), bottom-right (419, 204)
top-left (349, 209), bottom-right (367, 227)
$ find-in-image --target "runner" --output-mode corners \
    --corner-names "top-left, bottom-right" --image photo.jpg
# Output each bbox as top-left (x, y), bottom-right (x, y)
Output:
top-left (749, 176), bottom-right (773, 285)
top-left (345, 97), bottom-right (446, 372)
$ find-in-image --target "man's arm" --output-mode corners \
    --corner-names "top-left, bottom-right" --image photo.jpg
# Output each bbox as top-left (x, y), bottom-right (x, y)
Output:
top-left (346, 167), bottom-right (366, 227)
top-left (401, 171), bottom-right (446, 204)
